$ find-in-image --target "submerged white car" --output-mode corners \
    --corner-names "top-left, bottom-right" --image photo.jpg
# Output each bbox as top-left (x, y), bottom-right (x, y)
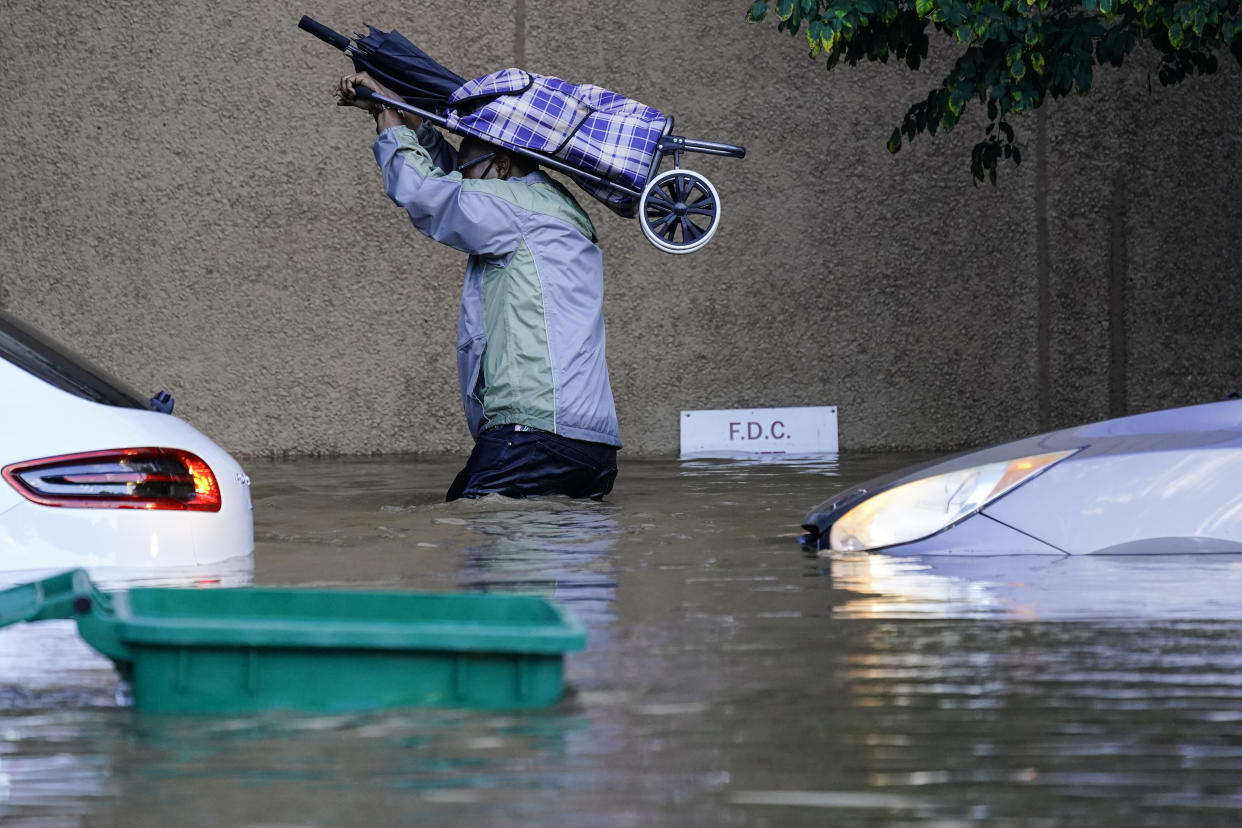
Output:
top-left (0, 310), bottom-right (253, 574)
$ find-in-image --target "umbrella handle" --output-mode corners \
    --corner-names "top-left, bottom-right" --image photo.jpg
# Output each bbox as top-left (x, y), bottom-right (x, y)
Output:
top-left (298, 15), bottom-right (350, 51)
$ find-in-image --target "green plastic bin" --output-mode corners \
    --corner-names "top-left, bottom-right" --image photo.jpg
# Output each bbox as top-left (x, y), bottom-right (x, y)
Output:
top-left (0, 569), bottom-right (585, 714)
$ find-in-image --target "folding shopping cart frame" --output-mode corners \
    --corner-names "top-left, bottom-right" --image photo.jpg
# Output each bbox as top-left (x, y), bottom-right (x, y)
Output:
top-left (301, 16), bottom-right (747, 254)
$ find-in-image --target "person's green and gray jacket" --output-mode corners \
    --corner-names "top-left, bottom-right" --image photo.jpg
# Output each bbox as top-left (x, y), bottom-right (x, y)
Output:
top-left (373, 123), bottom-right (621, 448)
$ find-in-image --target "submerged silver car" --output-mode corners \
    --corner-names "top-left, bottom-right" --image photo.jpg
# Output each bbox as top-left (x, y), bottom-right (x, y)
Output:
top-left (802, 399), bottom-right (1242, 556)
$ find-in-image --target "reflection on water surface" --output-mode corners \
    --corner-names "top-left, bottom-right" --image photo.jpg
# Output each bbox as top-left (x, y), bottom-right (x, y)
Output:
top-left (3, 452), bottom-right (1242, 826)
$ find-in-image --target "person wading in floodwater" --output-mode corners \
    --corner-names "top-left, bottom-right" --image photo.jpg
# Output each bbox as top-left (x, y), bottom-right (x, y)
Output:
top-left (335, 72), bottom-right (621, 501)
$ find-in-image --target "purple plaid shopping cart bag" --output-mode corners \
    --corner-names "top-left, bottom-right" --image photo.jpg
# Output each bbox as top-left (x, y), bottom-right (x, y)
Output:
top-left (446, 69), bottom-right (668, 218)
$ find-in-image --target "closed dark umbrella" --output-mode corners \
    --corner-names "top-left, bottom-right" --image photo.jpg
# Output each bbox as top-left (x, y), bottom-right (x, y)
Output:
top-left (299, 16), bottom-right (465, 109)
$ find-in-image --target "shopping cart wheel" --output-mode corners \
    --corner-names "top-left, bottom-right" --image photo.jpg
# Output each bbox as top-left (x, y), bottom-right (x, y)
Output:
top-left (639, 169), bottom-right (720, 255)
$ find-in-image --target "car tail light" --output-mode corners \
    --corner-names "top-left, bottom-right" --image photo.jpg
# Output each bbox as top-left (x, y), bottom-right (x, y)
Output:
top-left (2, 448), bottom-right (222, 512)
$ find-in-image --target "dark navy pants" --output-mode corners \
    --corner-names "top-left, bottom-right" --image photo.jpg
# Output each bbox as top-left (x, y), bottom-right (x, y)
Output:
top-left (445, 425), bottom-right (618, 501)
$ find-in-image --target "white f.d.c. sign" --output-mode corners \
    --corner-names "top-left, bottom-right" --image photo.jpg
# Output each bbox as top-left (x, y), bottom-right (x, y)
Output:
top-left (679, 406), bottom-right (838, 458)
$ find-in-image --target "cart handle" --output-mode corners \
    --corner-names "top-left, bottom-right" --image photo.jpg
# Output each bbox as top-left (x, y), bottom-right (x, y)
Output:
top-left (299, 15), bottom-right (351, 51)
top-left (659, 135), bottom-right (746, 159)
top-left (349, 86), bottom-right (445, 124)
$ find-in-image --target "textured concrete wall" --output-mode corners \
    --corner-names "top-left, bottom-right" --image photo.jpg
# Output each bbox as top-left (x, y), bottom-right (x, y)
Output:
top-left (1, 1), bottom-right (1240, 457)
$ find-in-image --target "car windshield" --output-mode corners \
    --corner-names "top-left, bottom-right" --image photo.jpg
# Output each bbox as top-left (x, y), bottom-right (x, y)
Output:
top-left (0, 310), bottom-right (151, 410)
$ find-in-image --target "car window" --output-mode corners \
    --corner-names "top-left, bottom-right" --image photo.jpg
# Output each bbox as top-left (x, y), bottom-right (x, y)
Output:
top-left (0, 310), bottom-right (152, 410)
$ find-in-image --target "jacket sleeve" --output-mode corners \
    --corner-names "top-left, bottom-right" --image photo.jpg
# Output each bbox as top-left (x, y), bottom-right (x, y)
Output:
top-left (412, 122), bottom-right (457, 174)
top-left (373, 126), bottom-right (525, 257)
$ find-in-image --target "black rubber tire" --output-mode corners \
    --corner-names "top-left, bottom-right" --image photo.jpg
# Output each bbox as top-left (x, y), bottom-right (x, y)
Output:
top-left (638, 169), bottom-right (721, 254)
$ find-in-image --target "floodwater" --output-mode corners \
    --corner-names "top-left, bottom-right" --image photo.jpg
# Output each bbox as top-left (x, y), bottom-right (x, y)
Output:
top-left (6, 453), bottom-right (1242, 826)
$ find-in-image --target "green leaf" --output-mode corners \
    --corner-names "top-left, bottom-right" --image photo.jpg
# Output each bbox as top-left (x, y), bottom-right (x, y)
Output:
top-left (915, 0), bottom-right (935, 16)
top-left (1169, 22), bottom-right (1184, 49)
top-left (948, 87), bottom-right (967, 115)
top-left (887, 127), bottom-right (903, 153)
top-left (747, 0), bottom-right (769, 22)
top-left (1074, 61), bottom-right (1093, 94)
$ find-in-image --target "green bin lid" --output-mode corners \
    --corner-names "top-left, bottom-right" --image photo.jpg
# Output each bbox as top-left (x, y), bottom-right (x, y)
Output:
top-left (110, 587), bottom-right (587, 654)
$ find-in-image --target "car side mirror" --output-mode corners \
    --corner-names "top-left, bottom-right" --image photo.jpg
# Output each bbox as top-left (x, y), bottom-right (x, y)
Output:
top-left (149, 390), bottom-right (175, 414)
